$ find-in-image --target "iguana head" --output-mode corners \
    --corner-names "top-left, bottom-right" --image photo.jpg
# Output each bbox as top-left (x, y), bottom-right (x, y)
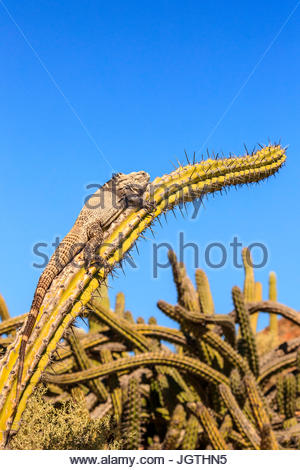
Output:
top-left (113, 170), bottom-right (150, 184)
top-left (112, 171), bottom-right (150, 193)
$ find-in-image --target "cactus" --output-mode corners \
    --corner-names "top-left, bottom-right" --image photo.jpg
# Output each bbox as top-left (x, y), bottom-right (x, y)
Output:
top-left (232, 286), bottom-right (259, 377)
top-left (45, 351), bottom-right (230, 387)
top-left (276, 375), bottom-right (285, 415)
top-left (195, 269), bottom-right (214, 315)
top-left (242, 248), bottom-right (255, 304)
top-left (219, 384), bottom-right (260, 449)
top-left (252, 282), bottom-right (262, 333)
top-left (283, 374), bottom-right (297, 424)
top-left (268, 272), bottom-right (278, 348)
top-left (259, 424), bottom-right (275, 450)
top-left (68, 329), bottom-right (108, 402)
top-left (114, 292), bottom-right (125, 317)
top-left (230, 368), bottom-right (245, 406)
top-left (162, 404), bottom-right (186, 449)
top-left (243, 373), bottom-right (278, 449)
top-left (2, 245), bottom-right (299, 449)
top-left (187, 402), bottom-right (228, 450)
top-left (0, 294), bottom-right (10, 322)
top-left (100, 350), bottom-right (122, 423)
top-left (181, 414), bottom-right (200, 450)
top-left (122, 377), bottom-right (143, 449)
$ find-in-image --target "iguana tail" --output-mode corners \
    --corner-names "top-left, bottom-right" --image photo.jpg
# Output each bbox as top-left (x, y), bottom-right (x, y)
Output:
top-left (15, 282), bottom-right (50, 405)
top-left (15, 226), bottom-right (85, 404)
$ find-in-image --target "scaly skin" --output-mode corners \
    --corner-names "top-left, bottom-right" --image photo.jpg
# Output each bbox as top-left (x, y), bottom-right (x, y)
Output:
top-left (16, 171), bottom-right (151, 407)
top-left (0, 145), bottom-right (286, 444)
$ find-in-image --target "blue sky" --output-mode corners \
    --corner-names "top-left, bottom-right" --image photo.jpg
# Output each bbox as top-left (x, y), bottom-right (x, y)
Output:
top-left (0, 1), bottom-right (299, 330)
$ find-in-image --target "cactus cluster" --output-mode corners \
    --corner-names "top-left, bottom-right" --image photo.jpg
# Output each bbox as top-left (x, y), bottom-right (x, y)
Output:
top-left (0, 143), bottom-right (296, 449)
top-left (0, 247), bottom-right (299, 449)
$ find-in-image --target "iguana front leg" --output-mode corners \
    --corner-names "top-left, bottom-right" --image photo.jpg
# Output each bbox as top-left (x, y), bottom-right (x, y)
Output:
top-left (83, 222), bottom-right (108, 270)
top-left (123, 185), bottom-right (155, 212)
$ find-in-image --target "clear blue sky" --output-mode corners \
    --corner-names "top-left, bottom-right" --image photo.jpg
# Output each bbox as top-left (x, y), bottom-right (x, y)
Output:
top-left (0, 1), bottom-right (299, 331)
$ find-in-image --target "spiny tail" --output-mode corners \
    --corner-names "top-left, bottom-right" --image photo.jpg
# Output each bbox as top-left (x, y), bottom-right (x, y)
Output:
top-left (15, 284), bottom-right (49, 404)
top-left (15, 228), bottom-right (83, 404)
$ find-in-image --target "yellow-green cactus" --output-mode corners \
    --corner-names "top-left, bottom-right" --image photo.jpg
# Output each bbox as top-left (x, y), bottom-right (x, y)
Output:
top-left (268, 272), bottom-right (278, 348)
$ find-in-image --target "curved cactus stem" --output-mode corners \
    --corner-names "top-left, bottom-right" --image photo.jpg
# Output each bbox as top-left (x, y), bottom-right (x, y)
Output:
top-left (219, 383), bottom-right (260, 449)
top-left (187, 402), bottom-right (228, 450)
top-left (45, 352), bottom-right (230, 387)
top-left (232, 286), bottom-right (259, 377)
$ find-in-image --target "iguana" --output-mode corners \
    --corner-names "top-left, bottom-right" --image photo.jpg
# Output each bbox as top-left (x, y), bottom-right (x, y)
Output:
top-left (16, 171), bottom-right (152, 403)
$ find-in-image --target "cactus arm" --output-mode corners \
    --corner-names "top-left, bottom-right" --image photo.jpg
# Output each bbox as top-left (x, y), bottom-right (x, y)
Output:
top-left (162, 404), bottom-right (186, 450)
top-left (114, 292), bottom-right (125, 316)
top-left (258, 352), bottom-right (297, 383)
top-left (181, 414), bottom-right (201, 450)
top-left (0, 294), bottom-right (10, 322)
top-left (168, 250), bottom-right (200, 312)
top-left (219, 384), bottom-right (260, 449)
top-left (195, 270), bottom-right (215, 315)
top-left (232, 286), bottom-right (259, 377)
top-left (100, 350), bottom-right (122, 424)
top-left (228, 430), bottom-right (251, 449)
top-left (242, 248), bottom-right (255, 304)
top-left (122, 377), bottom-right (143, 449)
top-left (67, 330), bottom-right (108, 402)
top-left (246, 301), bottom-right (300, 326)
top-left (268, 272), bottom-right (278, 348)
top-left (251, 282), bottom-right (262, 333)
top-left (175, 304), bottom-right (236, 348)
top-left (87, 299), bottom-right (150, 352)
top-left (45, 351), bottom-right (230, 387)
top-left (0, 314), bottom-right (25, 335)
top-left (283, 374), bottom-right (297, 426)
top-left (89, 284), bottom-right (110, 333)
top-left (158, 302), bottom-right (248, 373)
top-left (243, 374), bottom-right (279, 449)
top-left (187, 402), bottom-right (228, 450)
